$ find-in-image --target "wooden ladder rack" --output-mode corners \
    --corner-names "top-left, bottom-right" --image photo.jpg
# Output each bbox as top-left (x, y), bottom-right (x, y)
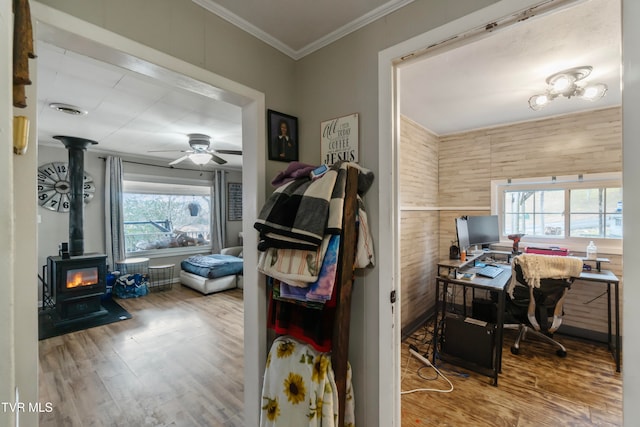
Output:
top-left (331, 165), bottom-right (359, 426)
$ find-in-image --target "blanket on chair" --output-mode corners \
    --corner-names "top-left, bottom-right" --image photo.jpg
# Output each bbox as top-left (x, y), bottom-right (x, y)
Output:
top-left (508, 253), bottom-right (583, 296)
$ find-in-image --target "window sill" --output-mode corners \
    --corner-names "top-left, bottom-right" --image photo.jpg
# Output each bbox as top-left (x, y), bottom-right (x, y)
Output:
top-left (126, 245), bottom-right (212, 259)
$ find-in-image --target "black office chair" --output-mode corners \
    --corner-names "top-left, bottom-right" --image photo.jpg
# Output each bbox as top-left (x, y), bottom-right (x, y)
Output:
top-left (505, 260), bottom-right (577, 357)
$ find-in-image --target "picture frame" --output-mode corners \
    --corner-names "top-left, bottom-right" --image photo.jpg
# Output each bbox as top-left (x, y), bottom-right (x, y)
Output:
top-left (227, 182), bottom-right (242, 221)
top-left (320, 113), bottom-right (359, 165)
top-left (268, 109), bottom-right (298, 162)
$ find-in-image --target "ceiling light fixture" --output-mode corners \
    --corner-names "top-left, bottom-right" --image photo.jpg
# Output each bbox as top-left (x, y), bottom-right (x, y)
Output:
top-left (189, 152), bottom-right (213, 165)
top-left (528, 66), bottom-right (607, 111)
top-left (48, 103), bottom-right (88, 116)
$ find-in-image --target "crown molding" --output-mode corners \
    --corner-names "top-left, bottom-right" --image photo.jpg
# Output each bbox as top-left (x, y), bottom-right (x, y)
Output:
top-left (192, 0), bottom-right (415, 60)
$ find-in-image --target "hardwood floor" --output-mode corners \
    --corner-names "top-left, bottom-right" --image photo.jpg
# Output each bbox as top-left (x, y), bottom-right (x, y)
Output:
top-left (38, 285), bottom-right (245, 427)
top-left (39, 285), bottom-right (623, 426)
top-left (401, 323), bottom-right (623, 426)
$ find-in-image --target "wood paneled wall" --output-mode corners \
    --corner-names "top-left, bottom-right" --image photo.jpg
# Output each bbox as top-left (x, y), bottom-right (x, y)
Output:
top-left (400, 107), bottom-right (623, 336)
top-left (399, 117), bottom-right (439, 332)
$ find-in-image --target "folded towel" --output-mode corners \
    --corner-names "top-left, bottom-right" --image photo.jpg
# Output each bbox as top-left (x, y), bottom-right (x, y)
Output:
top-left (270, 161), bottom-right (317, 187)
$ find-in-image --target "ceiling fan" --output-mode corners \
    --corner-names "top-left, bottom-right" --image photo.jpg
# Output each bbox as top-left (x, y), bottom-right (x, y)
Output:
top-left (150, 134), bottom-right (242, 166)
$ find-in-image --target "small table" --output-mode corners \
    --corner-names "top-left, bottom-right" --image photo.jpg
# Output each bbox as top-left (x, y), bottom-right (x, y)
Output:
top-left (115, 257), bottom-right (150, 275)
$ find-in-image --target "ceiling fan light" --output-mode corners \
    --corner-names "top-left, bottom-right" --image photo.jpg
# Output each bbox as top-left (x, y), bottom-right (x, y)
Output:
top-left (581, 83), bottom-right (608, 101)
top-left (528, 94), bottom-right (549, 110)
top-left (190, 153), bottom-right (212, 165)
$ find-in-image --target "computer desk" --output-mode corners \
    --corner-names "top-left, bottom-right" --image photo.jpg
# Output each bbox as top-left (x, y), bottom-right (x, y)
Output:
top-left (434, 257), bottom-right (511, 386)
top-left (437, 253), bottom-right (621, 374)
top-left (577, 268), bottom-right (621, 372)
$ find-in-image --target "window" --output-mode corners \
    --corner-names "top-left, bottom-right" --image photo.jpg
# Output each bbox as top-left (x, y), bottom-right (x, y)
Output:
top-left (494, 173), bottom-right (622, 249)
top-left (123, 180), bottom-right (211, 255)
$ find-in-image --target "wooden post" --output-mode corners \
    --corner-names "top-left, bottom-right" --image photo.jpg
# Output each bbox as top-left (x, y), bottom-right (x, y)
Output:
top-left (331, 166), bottom-right (359, 426)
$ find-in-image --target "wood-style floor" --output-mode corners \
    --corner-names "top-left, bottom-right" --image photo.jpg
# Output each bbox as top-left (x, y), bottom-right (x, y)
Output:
top-left (401, 323), bottom-right (623, 426)
top-left (38, 285), bottom-right (245, 427)
top-left (39, 285), bottom-right (623, 426)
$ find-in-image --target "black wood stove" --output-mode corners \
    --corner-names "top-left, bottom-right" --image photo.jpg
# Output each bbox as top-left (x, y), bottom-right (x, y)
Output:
top-left (45, 136), bottom-right (108, 324)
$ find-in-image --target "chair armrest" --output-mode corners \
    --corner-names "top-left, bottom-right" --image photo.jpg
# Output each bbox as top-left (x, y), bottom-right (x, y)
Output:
top-left (221, 246), bottom-right (243, 257)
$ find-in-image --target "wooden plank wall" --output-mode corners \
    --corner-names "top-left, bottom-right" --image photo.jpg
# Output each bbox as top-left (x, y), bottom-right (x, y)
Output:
top-left (399, 117), bottom-right (439, 331)
top-left (400, 107), bottom-right (623, 336)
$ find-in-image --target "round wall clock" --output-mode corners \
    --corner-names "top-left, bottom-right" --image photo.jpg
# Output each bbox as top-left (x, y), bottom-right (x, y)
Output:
top-left (37, 162), bottom-right (96, 212)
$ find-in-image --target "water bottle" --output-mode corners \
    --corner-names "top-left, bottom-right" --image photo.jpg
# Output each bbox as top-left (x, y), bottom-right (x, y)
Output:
top-left (586, 241), bottom-right (597, 260)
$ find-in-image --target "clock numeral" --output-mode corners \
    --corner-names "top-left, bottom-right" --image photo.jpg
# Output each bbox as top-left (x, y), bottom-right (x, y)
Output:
top-left (60, 195), bottom-right (70, 212)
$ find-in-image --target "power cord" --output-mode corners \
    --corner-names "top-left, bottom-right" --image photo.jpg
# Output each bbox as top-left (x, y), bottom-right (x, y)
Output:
top-left (400, 344), bottom-right (454, 395)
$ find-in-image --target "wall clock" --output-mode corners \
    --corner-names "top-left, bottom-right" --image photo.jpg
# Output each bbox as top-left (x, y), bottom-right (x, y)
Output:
top-left (37, 162), bottom-right (96, 212)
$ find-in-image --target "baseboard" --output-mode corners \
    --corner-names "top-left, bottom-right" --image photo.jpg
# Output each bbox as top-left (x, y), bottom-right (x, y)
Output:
top-left (402, 307), bottom-right (436, 341)
top-left (557, 324), bottom-right (618, 346)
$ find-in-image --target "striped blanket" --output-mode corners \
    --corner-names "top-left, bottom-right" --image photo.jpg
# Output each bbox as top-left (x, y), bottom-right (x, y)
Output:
top-left (254, 162), bottom-right (348, 250)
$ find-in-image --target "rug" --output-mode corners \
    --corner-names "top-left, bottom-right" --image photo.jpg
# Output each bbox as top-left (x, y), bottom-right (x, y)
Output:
top-left (38, 297), bottom-right (132, 340)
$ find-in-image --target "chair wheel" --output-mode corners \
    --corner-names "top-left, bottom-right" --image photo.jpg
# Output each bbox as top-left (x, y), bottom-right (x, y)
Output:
top-left (556, 349), bottom-right (567, 357)
top-left (511, 346), bottom-right (519, 355)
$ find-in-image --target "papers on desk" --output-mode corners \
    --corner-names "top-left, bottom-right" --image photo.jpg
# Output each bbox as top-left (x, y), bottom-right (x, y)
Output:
top-left (457, 272), bottom-right (476, 280)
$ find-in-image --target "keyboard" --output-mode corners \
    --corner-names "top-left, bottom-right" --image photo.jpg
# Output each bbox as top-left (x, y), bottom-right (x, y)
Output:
top-left (476, 265), bottom-right (503, 278)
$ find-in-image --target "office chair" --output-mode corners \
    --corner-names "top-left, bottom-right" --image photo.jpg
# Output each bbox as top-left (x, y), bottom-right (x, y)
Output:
top-left (504, 254), bottom-right (582, 357)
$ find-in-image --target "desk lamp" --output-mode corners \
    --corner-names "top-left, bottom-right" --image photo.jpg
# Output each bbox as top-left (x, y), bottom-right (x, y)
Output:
top-left (508, 233), bottom-right (525, 254)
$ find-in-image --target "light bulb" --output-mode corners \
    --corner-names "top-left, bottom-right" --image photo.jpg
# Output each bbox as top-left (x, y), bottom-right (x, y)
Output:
top-left (581, 83), bottom-right (608, 101)
top-left (552, 76), bottom-right (571, 92)
top-left (190, 153), bottom-right (213, 165)
top-left (528, 94), bottom-right (549, 110)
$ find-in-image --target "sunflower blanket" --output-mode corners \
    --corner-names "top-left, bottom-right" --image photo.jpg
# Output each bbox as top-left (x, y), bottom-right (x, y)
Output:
top-left (260, 336), bottom-right (355, 427)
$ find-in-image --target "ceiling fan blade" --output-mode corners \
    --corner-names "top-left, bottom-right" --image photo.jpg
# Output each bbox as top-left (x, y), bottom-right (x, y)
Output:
top-left (169, 155), bottom-right (190, 165)
top-left (215, 149), bottom-right (242, 155)
top-left (148, 149), bottom-right (192, 153)
top-left (210, 153), bottom-right (228, 165)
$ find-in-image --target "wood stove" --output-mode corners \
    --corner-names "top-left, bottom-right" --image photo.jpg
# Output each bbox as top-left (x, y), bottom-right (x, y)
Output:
top-left (47, 254), bottom-right (108, 323)
top-left (44, 136), bottom-right (109, 324)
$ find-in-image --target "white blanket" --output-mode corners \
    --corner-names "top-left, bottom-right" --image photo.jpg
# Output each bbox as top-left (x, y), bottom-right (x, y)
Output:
top-left (508, 253), bottom-right (583, 296)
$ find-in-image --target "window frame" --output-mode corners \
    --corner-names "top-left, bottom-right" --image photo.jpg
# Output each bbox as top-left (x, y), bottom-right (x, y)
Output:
top-left (122, 175), bottom-right (213, 258)
top-left (491, 172), bottom-right (622, 254)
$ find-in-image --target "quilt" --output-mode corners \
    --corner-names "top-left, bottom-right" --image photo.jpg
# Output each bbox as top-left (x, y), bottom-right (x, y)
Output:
top-left (180, 254), bottom-right (243, 279)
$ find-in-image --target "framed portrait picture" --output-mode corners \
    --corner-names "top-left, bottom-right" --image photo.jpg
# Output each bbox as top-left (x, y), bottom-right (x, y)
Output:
top-left (268, 109), bottom-right (298, 162)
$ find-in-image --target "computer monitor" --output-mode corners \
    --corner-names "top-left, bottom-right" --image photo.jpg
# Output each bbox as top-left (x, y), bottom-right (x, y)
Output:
top-left (455, 217), bottom-right (470, 253)
top-left (467, 215), bottom-right (500, 249)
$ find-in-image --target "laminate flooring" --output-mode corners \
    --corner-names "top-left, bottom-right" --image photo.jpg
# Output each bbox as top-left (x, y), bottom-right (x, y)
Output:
top-left (38, 285), bottom-right (244, 427)
top-left (39, 285), bottom-right (623, 426)
top-left (401, 323), bottom-right (623, 426)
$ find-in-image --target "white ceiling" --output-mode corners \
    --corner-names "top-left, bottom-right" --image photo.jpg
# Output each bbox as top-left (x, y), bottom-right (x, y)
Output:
top-left (36, 0), bottom-right (621, 169)
top-left (399, 0), bottom-right (621, 135)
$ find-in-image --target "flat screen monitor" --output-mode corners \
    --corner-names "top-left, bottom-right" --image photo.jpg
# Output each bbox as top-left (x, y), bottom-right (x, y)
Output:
top-left (467, 215), bottom-right (500, 248)
top-left (455, 217), bottom-right (470, 252)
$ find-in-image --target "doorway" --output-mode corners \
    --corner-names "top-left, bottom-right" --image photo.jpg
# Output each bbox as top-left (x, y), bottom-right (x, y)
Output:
top-left (32, 4), bottom-right (266, 425)
top-left (378, 0), bottom-right (623, 424)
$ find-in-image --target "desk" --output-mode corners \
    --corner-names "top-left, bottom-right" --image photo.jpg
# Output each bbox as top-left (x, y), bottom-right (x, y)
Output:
top-left (434, 261), bottom-right (511, 386)
top-left (578, 269), bottom-right (621, 372)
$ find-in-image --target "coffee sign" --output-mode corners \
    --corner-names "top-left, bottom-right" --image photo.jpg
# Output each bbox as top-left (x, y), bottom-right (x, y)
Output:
top-left (321, 113), bottom-right (359, 165)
